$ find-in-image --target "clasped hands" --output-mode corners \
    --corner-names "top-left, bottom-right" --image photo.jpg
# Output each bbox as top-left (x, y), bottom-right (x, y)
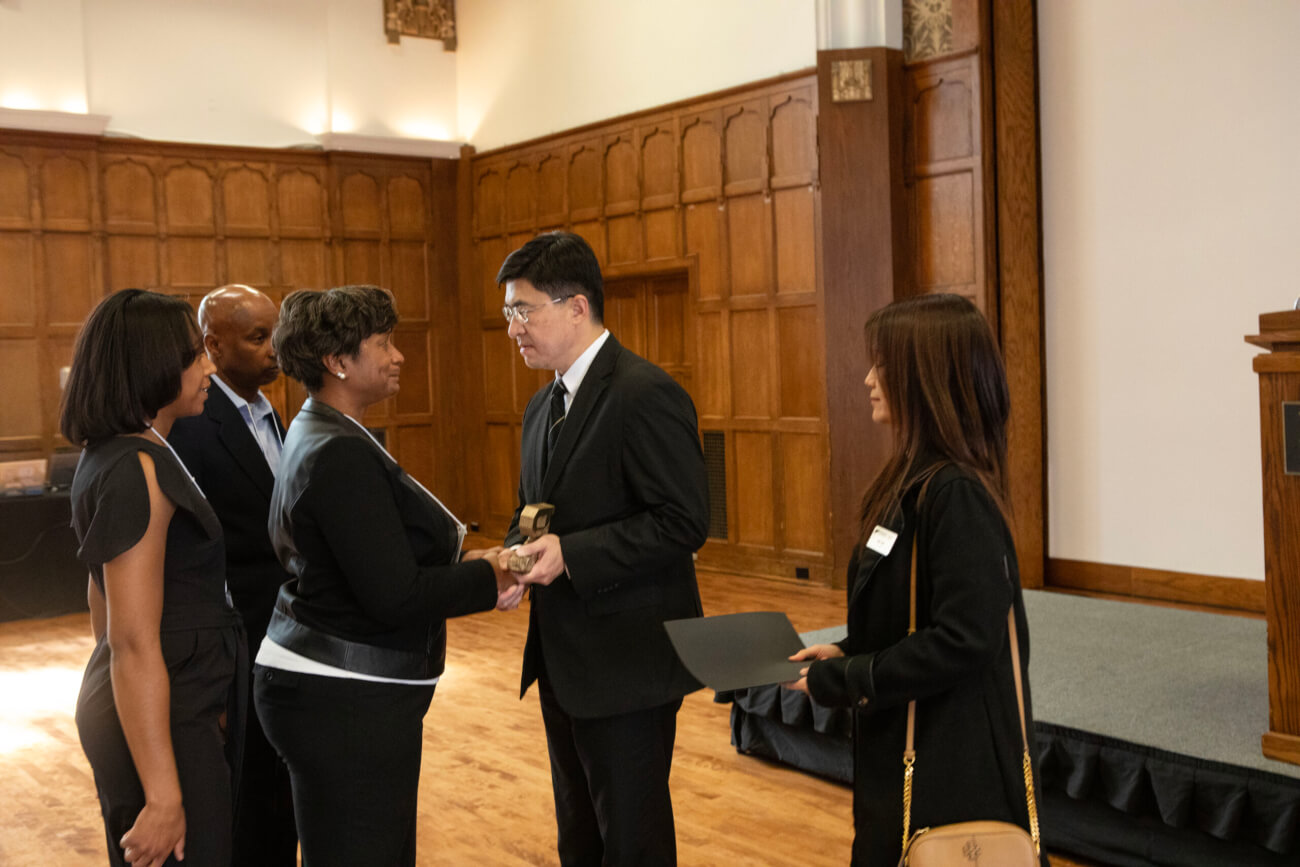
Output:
top-left (461, 534), bottom-right (565, 611)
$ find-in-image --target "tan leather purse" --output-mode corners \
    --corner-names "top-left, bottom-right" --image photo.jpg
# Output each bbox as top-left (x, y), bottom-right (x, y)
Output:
top-left (895, 530), bottom-right (1041, 867)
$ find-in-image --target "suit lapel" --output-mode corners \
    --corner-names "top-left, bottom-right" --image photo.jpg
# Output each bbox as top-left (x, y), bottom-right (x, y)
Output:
top-left (209, 383), bottom-right (276, 500)
top-left (540, 337), bottom-right (620, 499)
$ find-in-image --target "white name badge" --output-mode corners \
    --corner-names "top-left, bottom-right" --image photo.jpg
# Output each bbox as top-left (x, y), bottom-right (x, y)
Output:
top-left (865, 525), bottom-right (898, 556)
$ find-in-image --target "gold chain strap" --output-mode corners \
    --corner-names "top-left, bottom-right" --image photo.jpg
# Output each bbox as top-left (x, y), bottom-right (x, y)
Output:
top-left (901, 753), bottom-right (916, 851)
top-left (1022, 748), bottom-right (1041, 855)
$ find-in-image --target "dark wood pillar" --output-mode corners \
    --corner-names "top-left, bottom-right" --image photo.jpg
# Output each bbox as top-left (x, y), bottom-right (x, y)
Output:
top-left (1246, 308), bottom-right (1300, 766)
top-left (816, 47), bottom-right (910, 586)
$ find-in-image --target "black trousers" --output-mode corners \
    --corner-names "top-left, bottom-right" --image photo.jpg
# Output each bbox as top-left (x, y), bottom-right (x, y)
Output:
top-left (253, 665), bottom-right (435, 867)
top-left (538, 676), bottom-right (682, 866)
top-left (233, 692), bottom-right (297, 866)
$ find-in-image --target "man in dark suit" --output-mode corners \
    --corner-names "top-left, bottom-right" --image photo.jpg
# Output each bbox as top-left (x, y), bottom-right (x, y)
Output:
top-left (169, 284), bottom-right (297, 866)
top-left (497, 232), bottom-right (709, 866)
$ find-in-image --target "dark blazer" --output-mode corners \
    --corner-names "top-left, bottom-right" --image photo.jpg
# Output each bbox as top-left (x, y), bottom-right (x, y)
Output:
top-left (806, 464), bottom-right (1045, 867)
top-left (169, 380), bottom-right (289, 647)
top-left (508, 336), bottom-right (709, 719)
top-left (268, 398), bottom-right (497, 676)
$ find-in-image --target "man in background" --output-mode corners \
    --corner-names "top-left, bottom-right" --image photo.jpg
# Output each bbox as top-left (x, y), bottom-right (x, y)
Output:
top-left (170, 283), bottom-right (297, 865)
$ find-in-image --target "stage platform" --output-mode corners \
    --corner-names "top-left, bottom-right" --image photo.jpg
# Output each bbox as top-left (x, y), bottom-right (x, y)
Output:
top-left (724, 590), bottom-right (1300, 866)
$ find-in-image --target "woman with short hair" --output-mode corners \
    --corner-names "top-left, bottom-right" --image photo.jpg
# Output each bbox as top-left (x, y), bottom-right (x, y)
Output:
top-left (787, 293), bottom-right (1046, 866)
top-left (62, 288), bottom-right (240, 867)
top-left (253, 285), bottom-right (519, 866)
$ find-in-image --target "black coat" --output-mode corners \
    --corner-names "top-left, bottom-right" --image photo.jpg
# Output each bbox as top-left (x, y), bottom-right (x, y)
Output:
top-left (169, 381), bottom-right (289, 649)
top-left (806, 464), bottom-right (1046, 867)
top-left (508, 336), bottom-right (709, 719)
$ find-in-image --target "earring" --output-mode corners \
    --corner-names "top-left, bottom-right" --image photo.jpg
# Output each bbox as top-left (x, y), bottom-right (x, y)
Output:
top-left (336, 371), bottom-right (346, 380)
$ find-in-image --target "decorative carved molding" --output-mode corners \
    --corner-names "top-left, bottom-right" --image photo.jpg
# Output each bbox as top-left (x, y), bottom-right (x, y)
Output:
top-left (384, 0), bottom-right (456, 51)
top-left (830, 59), bottom-right (872, 103)
top-left (903, 0), bottom-right (953, 62)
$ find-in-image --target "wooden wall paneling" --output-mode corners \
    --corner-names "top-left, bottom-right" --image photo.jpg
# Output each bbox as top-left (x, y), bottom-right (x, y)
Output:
top-left (603, 132), bottom-right (639, 217)
top-left (684, 202), bottom-right (726, 300)
top-left (606, 214), bottom-right (642, 266)
top-left (220, 165), bottom-right (271, 235)
top-left (474, 164), bottom-right (505, 237)
top-left (483, 422), bottom-right (519, 525)
top-left (162, 163), bottom-right (216, 233)
top-left (477, 236), bottom-right (508, 321)
top-left (0, 234), bottom-right (35, 325)
top-left (388, 240), bottom-right (429, 320)
top-left (41, 155), bottom-right (93, 231)
top-left (769, 87), bottom-right (818, 188)
top-left (393, 424), bottom-right (436, 492)
top-left (0, 150), bottom-right (32, 229)
top-left (640, 121), bottom-right (678, 211)
top-left (339, 171), bottom-right (383, 237)
top-left (388, 175), bottom-right (427, 238)
top-left (777, 304), bottom-right (824, 419)
top-left (0, 339), bottom-right (41, 441)
top-left (729, 307), bottom-right (773, 419)
top-left (481, 328), bottom-right (516, 416)
top-left (680, 111), bottom-right (723, 204)
top-left (277, 168), bottom-right (328, 237)
top-left (457, 144), bottom-right (487, 526)
top-left (695, 310), bottom-right (728, 420)
top-left (104, 236), bottom-right (159, 292)
top-left (43, 234), bottom-right (97, 326)
top-left (102, 158), bottom-right (158, 232)
top-left (781, 431), bottom-right (829, 555)
top-left (773, 186), bottom-right (816, 296)
top-left (224, 238), bottom-right (272, 287)
top-left (643, 208), bottom-right (680, 261)
top-left (722, 101), bottom-right (768, 197)
top-left (393, 327), bottom-right (432, 416)
top-left (567, 142), bottom-right (602, 223)
top-left (733, 430), bottom-right (776, 549)
top-left (605, 277), bottom-right (649, 359)
top-left (650, 275), bottom-right (689, 371)
top-left (505, 161), bottom-right (536, 231)
top-left (908, 56), bottom-right (986, 307)
top-left (535, 153), bottom-right (566, 227)
top-left (992, 0), bottom-right (1047, 588)
top-left (726, 194), bottom-right (773, 297)
top-left (570, 220), bottom-right (606, 268)
top-left (279, 240), bottom-right (326, 289)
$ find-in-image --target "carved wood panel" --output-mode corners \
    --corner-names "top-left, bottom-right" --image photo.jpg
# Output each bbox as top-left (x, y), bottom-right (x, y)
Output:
top-left (0, 133), bottom-right (458, 505)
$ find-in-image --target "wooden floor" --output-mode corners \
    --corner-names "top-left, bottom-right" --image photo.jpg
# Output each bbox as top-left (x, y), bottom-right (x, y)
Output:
top-left (0, 571), bottom-right (1101, 866)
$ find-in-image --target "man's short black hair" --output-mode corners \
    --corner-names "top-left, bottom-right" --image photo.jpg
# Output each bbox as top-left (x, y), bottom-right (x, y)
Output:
top-left (273, 285), bottom-right (399, 392)
top-left (496, 231), bottom-right (604, 323)
top-left (60, 289), bottom-right (202, 446)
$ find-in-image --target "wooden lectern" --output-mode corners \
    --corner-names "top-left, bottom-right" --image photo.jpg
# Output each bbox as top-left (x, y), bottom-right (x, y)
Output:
top-left (1246, 306), bottom-right (1300, 766)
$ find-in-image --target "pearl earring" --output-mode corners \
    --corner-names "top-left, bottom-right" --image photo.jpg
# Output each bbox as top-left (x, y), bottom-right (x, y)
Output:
top-left (336, 371), bottom-right (346, 380)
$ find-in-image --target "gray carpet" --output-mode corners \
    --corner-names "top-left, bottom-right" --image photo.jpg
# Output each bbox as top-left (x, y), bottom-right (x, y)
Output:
top-left (1022, 589), bottom-right (1300, 779)
top-left (800, 591), bottom-right (1300, 779)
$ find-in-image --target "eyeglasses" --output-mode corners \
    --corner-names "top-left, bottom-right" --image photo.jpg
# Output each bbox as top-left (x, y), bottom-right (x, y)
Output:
top-left (502, 295), bottom-right (572, 324)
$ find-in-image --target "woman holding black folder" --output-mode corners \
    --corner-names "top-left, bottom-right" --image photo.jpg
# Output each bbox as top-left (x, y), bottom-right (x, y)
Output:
top-left (251, 285), bottom-right (521, 866)
top-left (785, 294), bottom-right (1046, 866)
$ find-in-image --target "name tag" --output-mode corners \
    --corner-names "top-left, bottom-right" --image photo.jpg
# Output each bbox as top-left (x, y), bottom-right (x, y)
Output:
top-left (865, 525), bottom-right (898, 556)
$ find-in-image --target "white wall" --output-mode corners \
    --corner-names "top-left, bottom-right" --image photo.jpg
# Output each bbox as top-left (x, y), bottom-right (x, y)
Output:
top-left (0, 0), bottom-right (458, 148)
top-left (1040, 0), bottom-right (1300, 581)
top-left (456, 0), bottom-right (818, 151)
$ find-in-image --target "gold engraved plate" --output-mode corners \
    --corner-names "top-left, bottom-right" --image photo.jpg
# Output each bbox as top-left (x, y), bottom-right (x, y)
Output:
top-left (507, 503), bottom-right (555, 572)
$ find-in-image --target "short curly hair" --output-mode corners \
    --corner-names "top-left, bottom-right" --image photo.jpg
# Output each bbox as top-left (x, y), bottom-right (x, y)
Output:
top-left (273, 285), bottom-right (398, 392)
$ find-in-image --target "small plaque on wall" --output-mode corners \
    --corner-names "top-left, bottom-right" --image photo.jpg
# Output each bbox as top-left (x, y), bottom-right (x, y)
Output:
top-left (1285, 402), bottom-right (1300, 475)
top-left (831, 59), bottom-right (873, 102)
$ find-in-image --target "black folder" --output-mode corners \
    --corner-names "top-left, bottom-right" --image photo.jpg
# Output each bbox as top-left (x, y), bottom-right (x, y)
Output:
top-left (664, 611), bottom-right (808, 691)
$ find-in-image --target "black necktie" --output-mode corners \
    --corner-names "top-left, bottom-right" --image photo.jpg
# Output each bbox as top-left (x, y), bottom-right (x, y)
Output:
top-left (546, 379), bottom-right (567, 463)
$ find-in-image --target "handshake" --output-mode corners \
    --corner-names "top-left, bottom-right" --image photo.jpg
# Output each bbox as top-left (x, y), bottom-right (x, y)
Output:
top-left (461, 504), bottom-right (561, 612)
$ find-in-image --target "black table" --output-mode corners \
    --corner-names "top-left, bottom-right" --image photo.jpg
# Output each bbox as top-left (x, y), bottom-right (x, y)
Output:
top-left (0, 491), bottom-right (87, 622)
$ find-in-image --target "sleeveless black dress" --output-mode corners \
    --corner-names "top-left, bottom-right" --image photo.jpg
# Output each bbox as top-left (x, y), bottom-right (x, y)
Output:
top-left (71, 436), bottom-right (243, 867)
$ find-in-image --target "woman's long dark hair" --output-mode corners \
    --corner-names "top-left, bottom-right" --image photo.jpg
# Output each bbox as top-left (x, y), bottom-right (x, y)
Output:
top-left (858, 293), bottom-right (1012, 537)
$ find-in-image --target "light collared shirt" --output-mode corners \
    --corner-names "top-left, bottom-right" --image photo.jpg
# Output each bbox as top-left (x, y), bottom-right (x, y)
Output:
top-left (555, 329), bottom-right (611, 412)
top-left (210, 374), bottom-right (282, 475)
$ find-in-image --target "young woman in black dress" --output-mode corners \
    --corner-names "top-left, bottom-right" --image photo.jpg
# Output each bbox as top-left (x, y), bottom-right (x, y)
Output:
top-left (786, 294), bottom-right (1046, 866)
top-left (62, 289), bottom-right (242, 867)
